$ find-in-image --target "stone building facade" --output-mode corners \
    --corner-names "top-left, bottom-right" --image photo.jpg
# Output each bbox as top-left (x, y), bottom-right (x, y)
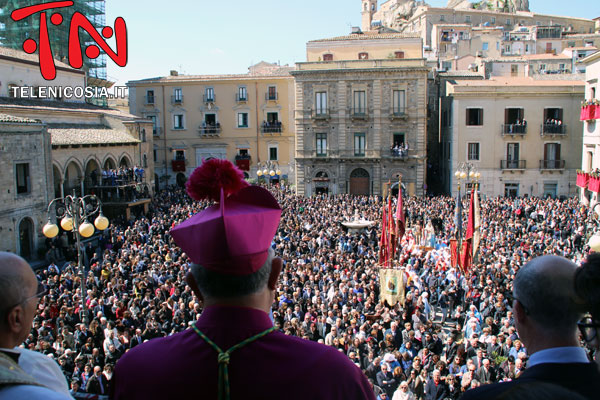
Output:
top-left (0, 114), bottom-right (52, 259)
top-left (292, 32), bottom-right (428, 196)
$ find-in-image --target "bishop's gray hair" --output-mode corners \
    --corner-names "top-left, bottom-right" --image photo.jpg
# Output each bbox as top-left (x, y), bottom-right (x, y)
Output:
top-left (191, 247), bottom-right (274, 299)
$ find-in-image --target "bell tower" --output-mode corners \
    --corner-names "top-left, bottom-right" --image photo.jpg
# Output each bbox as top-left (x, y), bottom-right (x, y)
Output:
top-left (361, 0), bottom-right (377, 32)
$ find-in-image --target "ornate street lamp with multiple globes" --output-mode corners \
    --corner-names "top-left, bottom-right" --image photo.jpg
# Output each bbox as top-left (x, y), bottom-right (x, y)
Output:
top-left (42, 192), bottom-right (109, 326)
top-left (256, 161), bottom-right (281, 181)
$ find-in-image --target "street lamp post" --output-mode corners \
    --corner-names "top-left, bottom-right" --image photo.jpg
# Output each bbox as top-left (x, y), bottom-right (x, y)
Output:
top-left (454, 162), bottom-right (481, 195)
top-left (42, 191), bottom-right (109, 326)
top-left (256, 161), bottom-right (281, 184)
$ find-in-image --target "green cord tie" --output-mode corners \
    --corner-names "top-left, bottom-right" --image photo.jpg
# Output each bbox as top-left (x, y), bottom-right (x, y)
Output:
top-left (192, 324), bottom-right (274, 400)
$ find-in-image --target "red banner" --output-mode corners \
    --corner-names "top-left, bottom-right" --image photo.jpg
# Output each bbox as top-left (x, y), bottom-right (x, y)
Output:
top-left (581, 105), bottom-right (600, 121)
top-left (594, 105), bottom-right (600, 120)
top-left (450, 239), bottom-right (458, 268)
top-left (460, 239), bottom-right (472, 275)
top-left (590, 176), bottom-right (600, 193)
top-left (581, 105), bottom-right (592, 121)
top-left (576, 172), bottom-right (590, 189)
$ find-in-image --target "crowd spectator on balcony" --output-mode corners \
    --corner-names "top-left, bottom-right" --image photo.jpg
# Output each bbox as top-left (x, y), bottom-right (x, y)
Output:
top-left (392, 142), bottom-right (408, 158)
top-left (544, 119), bottom-right (563, 133)
top-left (262, 120), bottom-right (282, 133)
top-left (508, 119), bottom-right (527, 134)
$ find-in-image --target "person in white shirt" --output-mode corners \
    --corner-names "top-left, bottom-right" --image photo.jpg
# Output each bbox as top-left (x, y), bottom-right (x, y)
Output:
top-left (0, 252), bottom-right (71, 400)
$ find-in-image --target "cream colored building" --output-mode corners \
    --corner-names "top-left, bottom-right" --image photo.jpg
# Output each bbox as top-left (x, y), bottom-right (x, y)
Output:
top-left (127, 62), bottom-right (295, 188)
top-left (441, 77), bottom-right (584, 198)
top-left (580, 51), bottom-right (600, 203)
top-left (292, 31), bottom-right (428, 196)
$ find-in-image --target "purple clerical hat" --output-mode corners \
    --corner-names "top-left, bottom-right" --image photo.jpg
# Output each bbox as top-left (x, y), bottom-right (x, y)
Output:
top-left (170, 159), bottom-right (281, 275)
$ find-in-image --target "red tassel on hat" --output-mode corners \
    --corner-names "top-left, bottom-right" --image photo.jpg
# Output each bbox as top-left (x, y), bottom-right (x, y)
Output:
top-left (186, 158), bottom-right (248, 202)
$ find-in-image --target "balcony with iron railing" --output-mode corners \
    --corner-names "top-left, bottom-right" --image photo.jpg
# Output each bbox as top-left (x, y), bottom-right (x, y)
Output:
top-left (296, 149), bottom-right (381, 159)
top-left (171, 95), bottom-right (184, 105)
top-left (383, 147), bottom-right (413, 159)
top-left (144, 95), bottom-right (155, 105)
top-left (541, 123), bottom-right (566, 136)
top-left (236, 93), bottom-right (248, 102)
top-left (153, 127), bottom-right (163, 136)
top-left (261, 121), bottom-right (283, 134)
top-left (500, 160), bottom-right (526, 170)
top-left (539, 159), bottom-right (565, 170)
top-left (501, 123), bottom-right (527, 136)
top-left (203, 94), bottom-right (216, 103)
top-left (199, 123), bottom-right (222, 136)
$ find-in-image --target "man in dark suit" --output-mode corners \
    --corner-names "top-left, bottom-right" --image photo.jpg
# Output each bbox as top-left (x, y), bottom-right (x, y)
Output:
top-left (424, 369), bottom-right (448, 400)
top-left (476, 358), bottom-right (496, 384)
top-left (129, 328), bottom-right (143, 348)
top-left (462, 255), bottom-right (600, 400)
top-left (86, 365), bottom-right (109, 395)
top-left (375, 363), bottom-right (397, 398)
top-left (471, 348), bottom-right (485, 370)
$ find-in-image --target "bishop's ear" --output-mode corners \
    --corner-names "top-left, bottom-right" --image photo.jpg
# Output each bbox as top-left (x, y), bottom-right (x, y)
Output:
top-left (185, 270), bottom-right (204, 302)
top-left (268, 257), bottom-right (283, 291)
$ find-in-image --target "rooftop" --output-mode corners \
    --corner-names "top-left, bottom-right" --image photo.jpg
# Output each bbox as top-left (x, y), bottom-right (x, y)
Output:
top-left (0, 97), bottom-right (141, 120)
top-left (0, 113), bottom-right (41, 124)
top-left (450, 77), bottom-right (584, 87)
top-left (129, 62), bottom-right (294, 84)
top-left (49, 124), bottom-right (140, 146)
top-left (486, 54), bottom-right (571, 62)
top-left (438, 70), bottom-right (484, 77)
top-left (309, 32), bottom-right (420, 43)
top-left (564, 46), bottom-right (599, 51)
top-left (0, 46), bottom-right (82, 73)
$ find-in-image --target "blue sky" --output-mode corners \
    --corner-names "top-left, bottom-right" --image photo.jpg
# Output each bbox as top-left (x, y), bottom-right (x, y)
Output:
top-left (105, 0), bottom-right (598, 86)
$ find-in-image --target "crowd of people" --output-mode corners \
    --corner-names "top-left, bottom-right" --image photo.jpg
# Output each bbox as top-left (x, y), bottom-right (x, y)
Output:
top-left (89, 166), bottom-right (145, 187)
top-left (543, 119), bottom-right (564, 133)
top-left (21, 186), bottom-right (599, 398)
top-left (390, 143), bottom-right (409, 158)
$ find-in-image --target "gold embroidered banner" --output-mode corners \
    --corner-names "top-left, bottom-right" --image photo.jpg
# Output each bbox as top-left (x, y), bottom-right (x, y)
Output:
top-left (379, 269), bottom-right (405, 306)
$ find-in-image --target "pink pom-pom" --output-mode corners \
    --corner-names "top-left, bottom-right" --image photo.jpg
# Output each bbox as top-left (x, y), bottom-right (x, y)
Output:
top-left (186, 159), bottom-right (249, 202)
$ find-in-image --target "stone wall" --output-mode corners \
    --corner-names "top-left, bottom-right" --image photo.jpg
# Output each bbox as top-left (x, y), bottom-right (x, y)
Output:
top-left (0, 120), bottom-right (52, 258)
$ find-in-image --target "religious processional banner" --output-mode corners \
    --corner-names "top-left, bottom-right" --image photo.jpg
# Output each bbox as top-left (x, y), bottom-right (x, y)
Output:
top-left (379, 269), bottom-right (405, 306)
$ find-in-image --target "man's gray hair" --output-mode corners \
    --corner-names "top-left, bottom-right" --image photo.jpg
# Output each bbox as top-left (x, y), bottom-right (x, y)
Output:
top-left (191, 247), bottom-right (274, 299)
top-left (513, 255), bottom-right (581, 335)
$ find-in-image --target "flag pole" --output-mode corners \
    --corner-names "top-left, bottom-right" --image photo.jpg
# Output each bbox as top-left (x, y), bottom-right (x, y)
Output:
top-left (396, 175), bottom-right (403, 264)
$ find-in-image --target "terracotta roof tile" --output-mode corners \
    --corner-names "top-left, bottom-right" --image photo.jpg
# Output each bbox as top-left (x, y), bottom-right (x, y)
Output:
top-left (0, 113), bottom-right (41, 124)
top-left (49, 124), bottom-right (140, 145)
